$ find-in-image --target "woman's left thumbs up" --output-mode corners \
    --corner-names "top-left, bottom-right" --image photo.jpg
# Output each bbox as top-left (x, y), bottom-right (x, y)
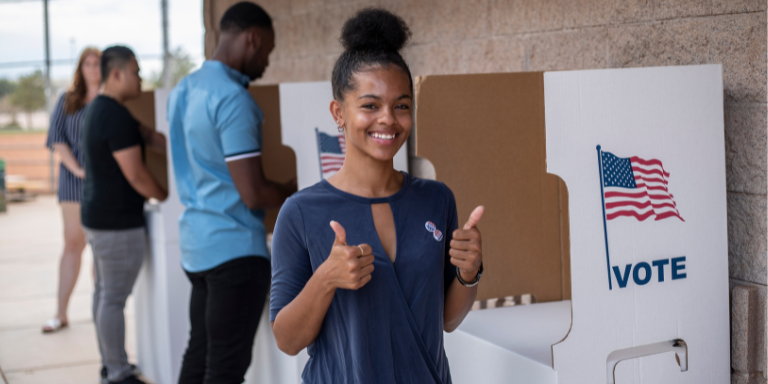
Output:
top-left (449, 206), bottom-right (484, 283)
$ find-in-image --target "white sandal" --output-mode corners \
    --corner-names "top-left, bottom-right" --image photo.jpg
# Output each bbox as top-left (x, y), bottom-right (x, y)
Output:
top-left (41, 318), bottom-right (68, 333)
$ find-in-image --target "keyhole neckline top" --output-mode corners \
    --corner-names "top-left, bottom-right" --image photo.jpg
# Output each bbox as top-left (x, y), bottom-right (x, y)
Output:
top-left (320, 171), bottom-right (411, 204)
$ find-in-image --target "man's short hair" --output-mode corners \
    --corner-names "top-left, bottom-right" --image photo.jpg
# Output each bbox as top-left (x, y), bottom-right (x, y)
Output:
top-left (219, 2), bottom-right (272, 32)
top-left (101, 46), bottom-right (135, 82)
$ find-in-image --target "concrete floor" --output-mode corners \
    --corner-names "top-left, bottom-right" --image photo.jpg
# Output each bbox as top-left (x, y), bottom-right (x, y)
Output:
top-left (0, 196), bottom-right (136, 384)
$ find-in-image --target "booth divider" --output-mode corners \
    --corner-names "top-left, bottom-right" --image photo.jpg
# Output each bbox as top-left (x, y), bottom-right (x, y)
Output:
top-left (414, 72), bottom-right (571, 304)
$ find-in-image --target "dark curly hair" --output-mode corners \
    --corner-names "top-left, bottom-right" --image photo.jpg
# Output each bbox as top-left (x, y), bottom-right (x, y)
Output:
top-left (331, 8), bottom-right (413, 101)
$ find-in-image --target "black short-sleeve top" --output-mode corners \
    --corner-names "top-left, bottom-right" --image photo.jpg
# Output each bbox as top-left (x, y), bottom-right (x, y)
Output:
top-left (80, 95), bottom-right (145, 230)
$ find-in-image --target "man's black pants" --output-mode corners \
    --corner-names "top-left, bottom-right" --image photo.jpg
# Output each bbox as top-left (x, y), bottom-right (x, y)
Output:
top-left (178, 256), bottom-right (271, 384)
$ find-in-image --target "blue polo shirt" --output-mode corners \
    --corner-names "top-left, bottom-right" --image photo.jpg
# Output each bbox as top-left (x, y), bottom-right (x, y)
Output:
top-left (270, 173), bottom-right (458, 384)
top-left (167, 61), bottom-right (268, 272)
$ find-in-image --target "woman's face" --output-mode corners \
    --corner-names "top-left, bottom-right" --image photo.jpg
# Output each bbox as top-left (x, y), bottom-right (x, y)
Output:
top-left (81, 53), bottom-right (101, 85)
top-left (339, 66), bottom-right (413, 163)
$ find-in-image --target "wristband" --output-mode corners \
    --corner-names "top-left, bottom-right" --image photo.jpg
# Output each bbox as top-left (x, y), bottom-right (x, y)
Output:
top-left (456, 262), bottom-right (483, 287)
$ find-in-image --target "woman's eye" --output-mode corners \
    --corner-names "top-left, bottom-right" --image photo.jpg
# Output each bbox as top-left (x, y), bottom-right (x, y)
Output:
top-left (395, 104), bottom-right (410, 110)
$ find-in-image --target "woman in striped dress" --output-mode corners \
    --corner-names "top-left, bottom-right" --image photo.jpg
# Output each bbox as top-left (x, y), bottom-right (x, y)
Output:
top-left (42, 47), bottom-right (101, 333)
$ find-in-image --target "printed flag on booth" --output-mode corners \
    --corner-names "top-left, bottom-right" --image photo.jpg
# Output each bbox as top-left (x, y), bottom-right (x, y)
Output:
top-left (600, 150), bottom-right (684, 221)
top-left (316, 128), bottom-right (346, 179)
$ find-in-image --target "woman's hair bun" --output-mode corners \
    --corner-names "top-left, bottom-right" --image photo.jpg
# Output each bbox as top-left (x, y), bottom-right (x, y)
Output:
top-left (340, 8), bottom-right (411, 53)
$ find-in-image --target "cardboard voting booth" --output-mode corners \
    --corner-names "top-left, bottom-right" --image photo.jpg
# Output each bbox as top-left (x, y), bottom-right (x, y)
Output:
top-left (412, 72), bottom-right (574, 383)
top-left (133, 64), bottom-right (728, 384)
top-left (124, 91), bottom-right (169, 193)
top-left (416, 65), bottom-right (728, 383)
top-left (546, 65), bottom-right (728, 383)
top-left (126, 89), bottom-right (190, 384)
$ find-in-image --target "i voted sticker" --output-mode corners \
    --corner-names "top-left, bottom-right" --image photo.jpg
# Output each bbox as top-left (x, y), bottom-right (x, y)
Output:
top-left (425, 221), bottom-right (443, 241)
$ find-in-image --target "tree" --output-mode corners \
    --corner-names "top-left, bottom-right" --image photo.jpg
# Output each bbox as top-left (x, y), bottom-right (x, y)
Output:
top-left (0, 78), bottom-right (20, 129)
top-left (10, 71), bottom-right (46, 129)
top-left (0, 78), bottom-right (16, 99)
top-left (149, 47), bottom-right (197, 89)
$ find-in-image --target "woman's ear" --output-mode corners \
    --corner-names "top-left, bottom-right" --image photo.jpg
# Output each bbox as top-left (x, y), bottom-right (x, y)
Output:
top-left (329, 99), bottom-right (345, 129)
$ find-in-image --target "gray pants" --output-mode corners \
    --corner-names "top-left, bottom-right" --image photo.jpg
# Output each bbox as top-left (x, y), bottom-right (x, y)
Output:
top-left (84, 226), bottom-right (145, 382)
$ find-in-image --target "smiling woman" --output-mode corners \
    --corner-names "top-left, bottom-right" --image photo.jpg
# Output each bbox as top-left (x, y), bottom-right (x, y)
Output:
top-left (269, 8), bottom-right (485, 384)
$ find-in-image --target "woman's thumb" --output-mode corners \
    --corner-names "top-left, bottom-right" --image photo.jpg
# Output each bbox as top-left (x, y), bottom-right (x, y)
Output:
top-left (330, 220), bottom-right (347, 246)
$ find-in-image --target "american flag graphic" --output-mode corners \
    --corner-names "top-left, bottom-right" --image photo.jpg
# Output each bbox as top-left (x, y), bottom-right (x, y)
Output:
top-left (600, 150), bottom-right (684, 222)
top-left (316, 128), bottom-right (346, 179)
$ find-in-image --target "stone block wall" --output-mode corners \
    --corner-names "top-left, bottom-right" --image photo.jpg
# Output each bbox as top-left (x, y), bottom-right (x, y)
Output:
top-left (204, 0), bottom-right (767, 380)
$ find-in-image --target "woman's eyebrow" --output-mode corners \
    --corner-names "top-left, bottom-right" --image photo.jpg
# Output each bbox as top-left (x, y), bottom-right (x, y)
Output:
top-left (357, 94), bottom-right (412, 100)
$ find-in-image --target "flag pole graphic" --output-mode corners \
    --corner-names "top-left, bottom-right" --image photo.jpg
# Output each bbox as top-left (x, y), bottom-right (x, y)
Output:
top-left (597, 145), bottom-right (612, 290)
top-left (315, 128), bottom-right (324, 179)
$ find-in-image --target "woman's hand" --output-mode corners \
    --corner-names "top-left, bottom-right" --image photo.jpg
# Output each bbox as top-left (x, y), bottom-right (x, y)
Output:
top-left (444, 206), bottom-right (484, 332)
top-left (73, 168), bottom-right (85, 179)
top-left (449, 206), bottom-right (484, 282)
top-left (52, 143), bottom-right (85, 180)
top-left (272, 220), bottom-right (374, 355)
top-left (318, 220), bottom-right (375, 291)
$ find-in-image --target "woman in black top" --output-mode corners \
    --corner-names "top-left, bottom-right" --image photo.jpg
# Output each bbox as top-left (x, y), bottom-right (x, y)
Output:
top-left (42, 47), bottom-right (101, 333)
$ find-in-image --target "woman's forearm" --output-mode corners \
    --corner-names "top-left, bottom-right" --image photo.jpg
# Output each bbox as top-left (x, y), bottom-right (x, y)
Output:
top-left (443, 271), bottom-right (478, 332)
top-left (271, 265), bottom-right (337, 355)
top-left (53, 143), bottom-right (84, 178)
top-left (272, 226), bottom-right (375, 355)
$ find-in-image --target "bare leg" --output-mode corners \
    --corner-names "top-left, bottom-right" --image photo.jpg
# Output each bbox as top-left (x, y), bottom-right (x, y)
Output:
top-left (43, 202), bottom-right (87, 330)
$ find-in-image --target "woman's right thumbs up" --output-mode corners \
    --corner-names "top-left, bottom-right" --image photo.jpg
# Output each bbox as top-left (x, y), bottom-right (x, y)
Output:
top-left (320, 221), bottom-right (375, 290)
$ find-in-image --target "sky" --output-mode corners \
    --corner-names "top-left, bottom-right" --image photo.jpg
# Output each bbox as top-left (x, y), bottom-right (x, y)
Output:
top-left (0, 0), bottom-right (204, 83)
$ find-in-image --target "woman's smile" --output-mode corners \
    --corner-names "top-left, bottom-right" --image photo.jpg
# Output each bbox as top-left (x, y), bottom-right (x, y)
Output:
top-left (367, 130), bottom-right (401, 145)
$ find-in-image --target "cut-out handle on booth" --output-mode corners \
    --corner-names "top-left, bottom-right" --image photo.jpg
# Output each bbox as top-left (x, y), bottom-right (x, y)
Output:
top-left (606, 339), bottom-right (687, 384)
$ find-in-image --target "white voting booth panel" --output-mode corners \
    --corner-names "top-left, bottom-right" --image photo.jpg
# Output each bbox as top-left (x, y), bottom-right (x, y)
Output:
top-left (445, 301), bottom-right (571, 384)
top-left (134, 88), bottom-right (191, 384)
top-left (546, 65), bottom-right (729, 383)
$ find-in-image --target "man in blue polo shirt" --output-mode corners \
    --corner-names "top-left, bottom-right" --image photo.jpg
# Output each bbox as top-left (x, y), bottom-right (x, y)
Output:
top-left (167, 3), bottom-right (295, 383)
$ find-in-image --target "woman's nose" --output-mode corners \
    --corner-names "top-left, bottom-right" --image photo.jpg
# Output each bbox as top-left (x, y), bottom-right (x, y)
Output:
top-left (378, 107), bottom-right (396, 126)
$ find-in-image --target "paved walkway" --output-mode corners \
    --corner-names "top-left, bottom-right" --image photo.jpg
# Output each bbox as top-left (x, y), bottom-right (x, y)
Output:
top-left (0, 196), bottom-right (136, 384)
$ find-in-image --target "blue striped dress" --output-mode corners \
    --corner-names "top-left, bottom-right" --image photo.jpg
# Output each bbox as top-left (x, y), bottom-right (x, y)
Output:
top-left (45, 93), bottom-right (88, 202)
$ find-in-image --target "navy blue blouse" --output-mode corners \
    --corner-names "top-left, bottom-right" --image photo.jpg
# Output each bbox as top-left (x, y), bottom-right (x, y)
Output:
top-left (45, 94), bottom-right (87, 202)
top-left (270, 172), bottom-right (458, 384)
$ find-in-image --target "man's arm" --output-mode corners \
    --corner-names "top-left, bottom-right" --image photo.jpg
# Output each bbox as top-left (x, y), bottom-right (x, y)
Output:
top-left (227, 155), bottom-right (296, 210)
top-left (113, 145), bottom-right (168, 201)
top-left (139, 125), bottom-right (167, 155)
